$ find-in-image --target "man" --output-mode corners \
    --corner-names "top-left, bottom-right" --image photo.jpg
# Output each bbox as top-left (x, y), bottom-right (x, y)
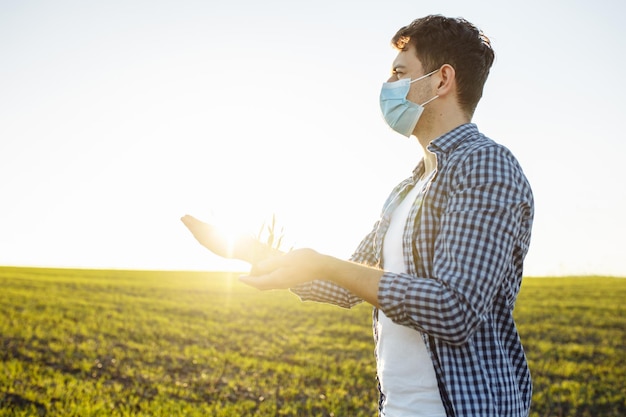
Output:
top-left (182, 14), bottom-right (534, 417)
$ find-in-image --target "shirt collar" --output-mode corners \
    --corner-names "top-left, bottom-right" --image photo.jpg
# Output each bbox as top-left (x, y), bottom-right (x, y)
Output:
top-left (427, 123), bottom-right (479, 155)
top-left (412, 123), bottom-right (479, 181)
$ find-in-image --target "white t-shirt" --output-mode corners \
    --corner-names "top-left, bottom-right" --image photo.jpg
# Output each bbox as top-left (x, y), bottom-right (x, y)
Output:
top-left (377, 173), bottom-right (446, 417)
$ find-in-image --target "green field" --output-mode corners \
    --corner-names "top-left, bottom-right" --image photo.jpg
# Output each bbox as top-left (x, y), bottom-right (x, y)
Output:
top-left (0, 267), bottom-right (624, 416)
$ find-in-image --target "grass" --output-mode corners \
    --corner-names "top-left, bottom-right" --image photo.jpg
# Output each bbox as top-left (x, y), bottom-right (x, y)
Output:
top-left (514, 277), bottom-right (626, 416)
top-left (0, 267), bottom-right (624, 416)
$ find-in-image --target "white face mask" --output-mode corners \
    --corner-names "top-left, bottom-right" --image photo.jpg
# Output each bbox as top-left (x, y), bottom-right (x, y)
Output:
top-left (379, 69), bottom-right (439, 137)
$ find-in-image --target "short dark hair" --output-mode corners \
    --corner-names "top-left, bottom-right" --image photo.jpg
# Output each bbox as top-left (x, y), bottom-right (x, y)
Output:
top-left (392, 15), bottom-right (495, 117)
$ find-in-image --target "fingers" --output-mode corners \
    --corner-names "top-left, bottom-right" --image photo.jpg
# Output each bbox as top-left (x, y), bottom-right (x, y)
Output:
top-left (239, 274), bottom-right (275, 290)
top-left (180, 215), bottom-right (210, 241)
top-left (242, 249), bottom-right (323, 291)
top-left (180, 214), bottom-right (231, 258)
top-left (180, 215), bottom-right (198, 233)
top-left (239, 269), bottom-right (294, 291)
top-left (180, 214), bottom-right (202, 229)
top-left (243, 254), bottom-right (296, 290)
top-left (249, 256), bottom-right (282, 276)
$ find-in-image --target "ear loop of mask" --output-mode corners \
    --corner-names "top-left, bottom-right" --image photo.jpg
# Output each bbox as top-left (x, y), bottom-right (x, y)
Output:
top-left (409, 68), bottom-right (440, 107)
top-left (408, 68), bottom-right (440, 84)
top-left (420, 95), bottom-right (439, 107)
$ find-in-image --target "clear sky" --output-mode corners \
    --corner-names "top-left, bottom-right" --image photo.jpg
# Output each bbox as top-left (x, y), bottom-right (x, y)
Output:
top-left (1, 0), bottom-right (625, 276)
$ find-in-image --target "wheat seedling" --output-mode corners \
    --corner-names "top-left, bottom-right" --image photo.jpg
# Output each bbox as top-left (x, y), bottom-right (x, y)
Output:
top-left (256, 213), bottom-right (292, 253)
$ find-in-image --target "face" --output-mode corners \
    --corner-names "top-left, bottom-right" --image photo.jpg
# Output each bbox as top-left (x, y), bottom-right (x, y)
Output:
top-left (387, 44), bottom-right (435, 106)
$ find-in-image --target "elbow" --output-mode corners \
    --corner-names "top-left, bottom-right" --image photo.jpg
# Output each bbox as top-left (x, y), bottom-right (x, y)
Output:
top-left (436, 309), bottom-right (484, 346)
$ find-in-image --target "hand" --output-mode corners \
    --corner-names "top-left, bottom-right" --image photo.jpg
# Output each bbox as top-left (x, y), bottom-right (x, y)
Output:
top-left (181, 214), bottom-right (279, 263)
top-left (240, 248), bottom-right (327, 290)
top-left (180, 214), bottom-right (233, 259)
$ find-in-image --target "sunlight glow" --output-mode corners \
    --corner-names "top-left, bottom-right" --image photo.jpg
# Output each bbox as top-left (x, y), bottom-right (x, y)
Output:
top-left (1, 1), bottom-right (624, 275)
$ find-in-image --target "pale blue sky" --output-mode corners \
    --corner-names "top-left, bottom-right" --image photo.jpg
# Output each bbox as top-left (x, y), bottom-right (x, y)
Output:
top-left (1, 0), bottom-right (624, 276)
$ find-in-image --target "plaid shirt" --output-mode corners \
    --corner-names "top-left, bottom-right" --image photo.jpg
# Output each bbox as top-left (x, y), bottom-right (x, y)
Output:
top-left (292, 123), bottom-right (534, 417)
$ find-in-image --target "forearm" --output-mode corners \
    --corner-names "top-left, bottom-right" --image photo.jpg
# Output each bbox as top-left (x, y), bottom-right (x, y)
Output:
top-left (319, 254), bottom-right (383, 308)
top-left (242, 248), bottom-right (383, 307)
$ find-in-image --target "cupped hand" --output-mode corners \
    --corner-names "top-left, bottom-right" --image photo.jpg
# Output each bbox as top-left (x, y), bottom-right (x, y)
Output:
top-left (240, 248), bottom-right (327, 290)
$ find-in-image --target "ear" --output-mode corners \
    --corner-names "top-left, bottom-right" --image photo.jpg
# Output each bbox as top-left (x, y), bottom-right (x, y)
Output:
top-left (435, 64), bottom-right (456, 97)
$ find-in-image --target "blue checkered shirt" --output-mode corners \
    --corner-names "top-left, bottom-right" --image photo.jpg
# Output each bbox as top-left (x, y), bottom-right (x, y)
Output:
top-left (292, 123), bottom-right (534, 416)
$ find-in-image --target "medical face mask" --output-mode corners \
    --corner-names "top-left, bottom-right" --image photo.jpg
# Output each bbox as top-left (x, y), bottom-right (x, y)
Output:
top-left (379, 69), bottom-right (439, 137)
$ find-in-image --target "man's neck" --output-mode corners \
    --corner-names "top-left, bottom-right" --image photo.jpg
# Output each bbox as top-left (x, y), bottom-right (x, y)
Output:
top-left (416, 112), bottom-right (470, 176)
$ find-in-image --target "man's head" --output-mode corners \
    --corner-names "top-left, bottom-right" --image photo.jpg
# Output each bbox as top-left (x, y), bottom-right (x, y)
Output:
top-left (392, 15), bottom-right (494, 118)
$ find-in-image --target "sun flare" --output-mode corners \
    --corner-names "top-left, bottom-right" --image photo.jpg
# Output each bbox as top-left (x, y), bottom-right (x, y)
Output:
top-left (210, 209), bottom-right (291, 257)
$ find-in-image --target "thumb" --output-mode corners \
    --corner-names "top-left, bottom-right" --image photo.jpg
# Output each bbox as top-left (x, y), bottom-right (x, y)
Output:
top-left (249, 255), bottom-right (283, 276)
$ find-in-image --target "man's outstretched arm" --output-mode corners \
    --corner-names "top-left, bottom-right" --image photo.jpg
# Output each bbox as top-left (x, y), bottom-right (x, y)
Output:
top-left (241, 248), bottom-right (383, 308)
top-left (181, 214), bottom-right (381, 307)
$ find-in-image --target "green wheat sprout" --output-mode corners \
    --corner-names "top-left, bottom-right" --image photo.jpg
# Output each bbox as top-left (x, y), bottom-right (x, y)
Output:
top-left (256, 213), bottom-right (292, 252)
